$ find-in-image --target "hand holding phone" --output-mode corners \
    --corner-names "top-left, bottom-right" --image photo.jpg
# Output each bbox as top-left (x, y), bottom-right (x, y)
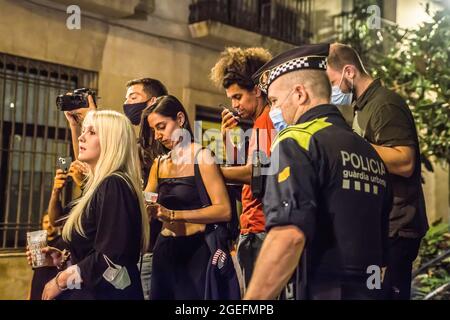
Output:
top-left (56, 156), bottom-right (72, 172)
top-left (220, 104), bottom-right (240, 120)
top-left (220, 104), bottom-right (240, 138)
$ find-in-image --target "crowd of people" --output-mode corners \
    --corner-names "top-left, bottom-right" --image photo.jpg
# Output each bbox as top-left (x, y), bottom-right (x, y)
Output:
top-left (26, 42), bottom-right (428, 300)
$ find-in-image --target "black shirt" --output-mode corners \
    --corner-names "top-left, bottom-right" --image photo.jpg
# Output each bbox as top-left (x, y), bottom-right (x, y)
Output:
top-left (158, 177), bottom-right (205, 210)
top-left (264, 104), bottom-right (392, 281)
top-left (62, 174), bottom-right (144, 300)
top-left (353, 79), bottom-right (428, 238)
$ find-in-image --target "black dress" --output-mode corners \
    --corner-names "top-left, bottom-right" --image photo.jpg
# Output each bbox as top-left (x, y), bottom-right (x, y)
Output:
top-left (60, 174), bottom-right (144, 300)
top-left (151, 175), bottom-right (211, 300)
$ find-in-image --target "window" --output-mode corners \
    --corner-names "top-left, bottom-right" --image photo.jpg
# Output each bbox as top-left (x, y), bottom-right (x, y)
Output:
top-left (0, 53), bottom-right (97, 250)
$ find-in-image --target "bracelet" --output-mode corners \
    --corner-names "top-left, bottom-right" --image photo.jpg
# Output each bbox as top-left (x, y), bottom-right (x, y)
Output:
top-left (57, 249), bottom-right (71, 270)
top-left (170, 210), bottom-right (175, 224)
top-left (54, 271), bottom-right (68, 291)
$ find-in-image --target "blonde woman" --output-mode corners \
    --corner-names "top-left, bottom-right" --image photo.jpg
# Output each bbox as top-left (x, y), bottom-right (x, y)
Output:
top-left (39, 110), bottom-right (149, 300)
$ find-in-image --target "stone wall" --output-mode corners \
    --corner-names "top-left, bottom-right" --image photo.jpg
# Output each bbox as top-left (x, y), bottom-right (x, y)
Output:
top-left (0, 253), bottom-right (32, 300)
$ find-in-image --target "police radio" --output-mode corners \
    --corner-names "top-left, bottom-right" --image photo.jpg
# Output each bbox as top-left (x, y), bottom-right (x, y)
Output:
top-left (251, 128), bottom-right (269, 199)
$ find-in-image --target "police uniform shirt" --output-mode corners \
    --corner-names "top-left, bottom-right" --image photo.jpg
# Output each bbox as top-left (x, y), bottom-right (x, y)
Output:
top-left (263, 104), bottom-right (392, 279)
top-left (353, 78), bottom-right (428, 239)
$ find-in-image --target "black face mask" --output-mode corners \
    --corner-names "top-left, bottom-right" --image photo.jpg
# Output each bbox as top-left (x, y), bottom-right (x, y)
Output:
top-left (123, 100), bottom-right (150, 125)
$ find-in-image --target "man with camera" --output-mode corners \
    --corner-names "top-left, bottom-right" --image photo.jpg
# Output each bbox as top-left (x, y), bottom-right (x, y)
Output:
top-left (57, 88), bottom-right (98, 160)
top-left (60, 79), bottom-right (167, 170)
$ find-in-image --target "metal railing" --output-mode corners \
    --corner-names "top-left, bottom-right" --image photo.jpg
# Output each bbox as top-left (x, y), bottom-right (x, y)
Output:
top-left (189, 0), bottom-right (312, 45)
top-left (0, 53), bottom-right (98, 250)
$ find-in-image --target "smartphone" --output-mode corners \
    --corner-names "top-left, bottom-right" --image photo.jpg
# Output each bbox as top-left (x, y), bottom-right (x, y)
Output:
top-left (220, 104), bottom-right (240, 121)
top-left (56, 156), bottom-right (72, 172)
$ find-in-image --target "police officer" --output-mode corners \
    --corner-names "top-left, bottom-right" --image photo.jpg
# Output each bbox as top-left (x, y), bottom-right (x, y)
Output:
top-left (244, 44), bottom-right (392, 300)
top-left (327, 44), bottom-right (428, 299)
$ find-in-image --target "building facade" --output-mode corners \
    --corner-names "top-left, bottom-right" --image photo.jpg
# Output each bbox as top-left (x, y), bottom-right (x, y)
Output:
top-left (0, 0), bottom-right (447, 299)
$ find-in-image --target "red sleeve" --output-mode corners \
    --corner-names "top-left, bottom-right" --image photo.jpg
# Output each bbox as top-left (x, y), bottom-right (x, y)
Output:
top-left (247, 108), bottom-right (276, 164)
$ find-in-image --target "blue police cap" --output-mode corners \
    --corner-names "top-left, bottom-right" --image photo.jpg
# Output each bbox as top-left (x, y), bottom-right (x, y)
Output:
top-left (252, 43), bottom-right (329, 93)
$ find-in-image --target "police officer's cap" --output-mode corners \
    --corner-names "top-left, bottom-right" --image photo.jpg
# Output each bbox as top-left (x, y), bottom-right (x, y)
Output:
top-left (252, 43), bottom-right (329, 93)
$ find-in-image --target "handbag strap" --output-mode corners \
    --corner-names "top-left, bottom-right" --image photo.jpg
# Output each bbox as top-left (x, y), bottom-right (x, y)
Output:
top-left (193, 147), bottom-right (212, 207)
top-left (156, 155), bottom-right (162, 192)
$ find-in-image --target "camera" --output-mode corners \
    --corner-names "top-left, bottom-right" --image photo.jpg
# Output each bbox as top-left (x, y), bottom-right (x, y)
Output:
top-left (56, 88), bottom-right (96, 111)
top-left (56, 156), bottom-right (72, 172)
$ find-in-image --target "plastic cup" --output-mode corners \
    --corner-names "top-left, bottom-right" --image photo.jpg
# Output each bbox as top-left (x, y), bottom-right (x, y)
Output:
top-left (143, 192), bottom-right (158, 204)
top-left (27, 230), bottom-right (49, 268)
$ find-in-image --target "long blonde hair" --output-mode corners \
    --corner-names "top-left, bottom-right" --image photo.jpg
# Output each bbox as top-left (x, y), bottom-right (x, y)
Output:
top-left (62, 110), bottom-right (149, 253)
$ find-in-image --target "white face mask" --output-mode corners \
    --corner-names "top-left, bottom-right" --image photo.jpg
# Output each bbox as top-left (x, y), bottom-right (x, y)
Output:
top-left (102, 255), bottom-right (131, 290)
top-left (269, 107), bottom-right (287, 132)
top-left (268, 89), bottom-right (294, 132)
top-left (331, 68), bottom-right (353, 106)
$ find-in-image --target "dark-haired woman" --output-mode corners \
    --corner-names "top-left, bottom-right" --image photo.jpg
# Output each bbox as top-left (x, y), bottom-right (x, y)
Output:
top-left (141, 95), bottom-right (231, 300)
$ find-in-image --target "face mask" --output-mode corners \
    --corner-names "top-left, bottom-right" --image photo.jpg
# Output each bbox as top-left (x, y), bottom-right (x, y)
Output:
top-left (123, 100), bottom-right (150, 125)
top-left (269, 89), bottom-right (294, 132)
top-left (330, 69), bottom-right (353, 106)
top-left (102, 254), bottom-right (131, 290)
top-left (269, 107), bottom-right (288, 132)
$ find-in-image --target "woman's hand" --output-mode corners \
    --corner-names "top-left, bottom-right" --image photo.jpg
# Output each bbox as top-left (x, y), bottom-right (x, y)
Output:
top-left (156, 204), bottom-right (174, 223)
top-left (64, 110), bottom-right (81, 127)
top-left (42, 276), bottom-right (63, 300)
top-left (26, 246), bottom-right (63, 268)
top-left (52, 169), bottom-right (69, 194)
top-left (68, 160), bottom-right (88, 187)
top-left (221, 108), bottom-right (239, 141)
top-left (42, 265), bottom-right (82, 300)
top-left (26, 245), bottom-right (33, 266)
top-left (145, 203), bottom-right (159, 220)
top-left (64, 95), bottom-right (96, 127)
top-left (42, 246), bottom-right (64, 267)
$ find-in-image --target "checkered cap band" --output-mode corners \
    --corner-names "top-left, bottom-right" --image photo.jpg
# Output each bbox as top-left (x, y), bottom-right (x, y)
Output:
top-left (261, 56), bottom-right (327, 92)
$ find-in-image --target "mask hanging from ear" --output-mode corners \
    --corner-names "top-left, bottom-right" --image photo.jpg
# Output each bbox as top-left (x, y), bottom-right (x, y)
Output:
top-left (330, 69), bottom-right (354, 106)
top-left (269, 107), bottom-right (288, 132)
top-left (268, 88), bottom-right (295, 132)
